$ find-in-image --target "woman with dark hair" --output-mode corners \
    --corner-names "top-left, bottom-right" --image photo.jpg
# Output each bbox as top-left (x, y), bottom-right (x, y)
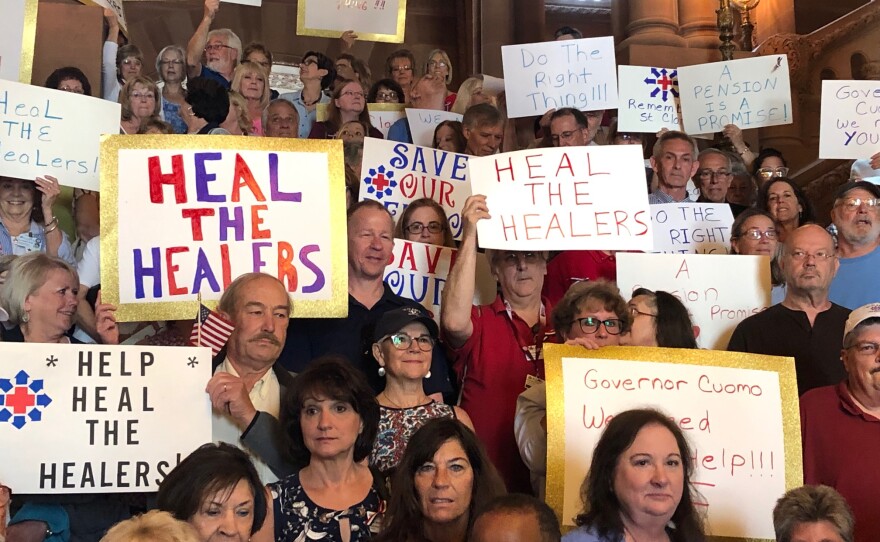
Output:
top-left (386, 49), bottom-right (417, 103)
top-left (45, 66), bottom-right (92, 96)
top-left (375, 418), bottom-right (506, 542)
top-left (730, 208), bottom-right (786, 303)
top-left (280, 51), bottom-right (335, 138)
top-left (309, 79), bottom-right (382, 139)
top-left (433, 120), bottom-right (466, 154)
top-left (157, 443), bottom-right (267, 542)
top-left (563, 409), bottom-right (706, 542)
top-left (752, 148), bottom-right (789, 186)
top-left (756, 177), bottom-right (815, 242)
top-left (620, 289), bottom-right (698, 348)
top-left (367, 78), bottom-right (406, 104)
top-left (181, 77), bottom-right (230, 135)
top-left (393, 198), bottom-right (455, 247)
top-left (263, 356), bottom-right (383, 541)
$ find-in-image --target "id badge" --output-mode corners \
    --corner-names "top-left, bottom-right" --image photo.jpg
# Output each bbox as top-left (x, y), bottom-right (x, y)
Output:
top-left (524, 374), bottom-right (544, 390)
top-left (13, 233), bottom-right (42, 253)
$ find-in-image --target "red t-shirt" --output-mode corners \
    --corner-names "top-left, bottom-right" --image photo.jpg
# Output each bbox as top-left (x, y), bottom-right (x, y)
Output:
top-left (447, 294), bottom-right (554, 494)
top-left (542, 250), bottom-right (617, 307)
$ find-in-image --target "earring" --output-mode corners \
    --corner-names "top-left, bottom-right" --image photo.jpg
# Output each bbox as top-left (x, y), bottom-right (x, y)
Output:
top-left (21, 311), bottom-right (29, 323)
top-left (425, 371), bottom-right (432, 379)
top-left (378, 367), bottom-right (386, 377)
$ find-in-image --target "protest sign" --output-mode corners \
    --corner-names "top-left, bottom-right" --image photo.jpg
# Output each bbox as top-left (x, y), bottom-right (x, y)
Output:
top-left (0, 0), bottom-right (37, 83)
top-left (360, 137), bottom-right (471, 240)
top-left (469, 145), bottom-right (652, 251)
top-left (819, 80), bottom-right (880, 159)
top-left (617, 65), bottom-right (683, 133)
top-left (616, 253), bottom-right (771, 350)
top-left (384, 240), bottom-right (495, 322)
top-left (0, 79), bottom-right (120, 190)
top-left (545, 344), bottom-right (801, 539)
top-left (500, 37), bottom-right (618, 119)
top-left (80, 0), bottom-right (128, 35)
top-left (297, 0), bottom-right (406, 43)
top-left (101, 135), bottom-right (348, 322)
top-left (316, 103), bottom-right (405, 139)
top-left (0, 343), bottom-right (212, 494)
top-left (677, 55), bottom-right (792, 134)
top-left (405, 109), bottom-right (463, 147)
top-left (649, 203), bottom-right (733, 254)
top-left (221, 0), bottom-right (261, 5)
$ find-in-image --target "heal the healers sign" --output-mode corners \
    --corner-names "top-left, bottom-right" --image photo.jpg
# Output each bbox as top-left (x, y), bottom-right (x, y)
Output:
top-left (0, 343), bottom-right (211, 494)
top-left (101, 136), bottom-right (348, 321)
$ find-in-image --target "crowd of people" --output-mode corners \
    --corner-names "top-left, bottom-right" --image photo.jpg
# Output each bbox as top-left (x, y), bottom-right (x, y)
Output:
top-left (2, 1), bottom-right (880, 541)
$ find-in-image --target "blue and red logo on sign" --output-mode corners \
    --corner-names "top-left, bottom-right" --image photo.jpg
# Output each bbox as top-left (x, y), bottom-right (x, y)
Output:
top-left (363, 165), bottom-right (397, 200)
top-left (644, 68), bottom-right (679, 103)
top-left (0, 370), bottom-right (53, 429)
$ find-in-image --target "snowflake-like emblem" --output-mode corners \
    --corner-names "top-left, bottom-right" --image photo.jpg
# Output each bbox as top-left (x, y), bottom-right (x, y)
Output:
top-left (362, 165), bottom-right (397, 200)
top-left (0, 370), bottom-right (53, 429)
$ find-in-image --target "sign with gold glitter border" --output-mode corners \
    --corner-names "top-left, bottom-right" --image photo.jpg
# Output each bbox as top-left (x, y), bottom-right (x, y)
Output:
top-left (545, 344), bottom-right (801, 541)
top-left (1, 0), bottom-right (38, 83)
top-left (100, 135), bottom-right (348, 322)
top-left (297, 0), bottom-right (406, 44)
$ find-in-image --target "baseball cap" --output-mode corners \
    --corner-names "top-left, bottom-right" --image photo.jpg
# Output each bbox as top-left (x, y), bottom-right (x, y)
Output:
top-left (843, 302), bottom-right (880, 345)
top-left (834, 180), bottom-right (880, 201)
top-left (373, 306), bottom-right (439, 342)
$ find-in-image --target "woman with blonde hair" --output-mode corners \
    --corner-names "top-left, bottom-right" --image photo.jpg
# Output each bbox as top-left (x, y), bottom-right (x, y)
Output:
top-left (101, 511), bottom-right (200, 542)
top-left (451, 76), bottom-right (491, 115)
top-left (231, 61), bottom-right (269, 135)
top-left (119, 76), bottom-right (160, 134)
top-left (222, 91), bottom-right (253, 136)
top-left (424, 49), bottom-right (457, 111)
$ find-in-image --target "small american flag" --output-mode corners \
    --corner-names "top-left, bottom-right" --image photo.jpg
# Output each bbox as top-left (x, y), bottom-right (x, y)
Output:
top-left (189, 304), bottom-right (234, 357)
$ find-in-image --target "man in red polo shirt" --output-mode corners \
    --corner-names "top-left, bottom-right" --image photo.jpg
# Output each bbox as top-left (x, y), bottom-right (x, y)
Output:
top-left (442, 195), bottom-right (554, 493)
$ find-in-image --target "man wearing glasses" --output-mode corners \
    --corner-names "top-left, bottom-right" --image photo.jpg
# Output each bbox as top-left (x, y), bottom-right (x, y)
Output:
top-left (186, 0), bottom-right (241, 88)
top-left (800, 302), bottom-right (880, 542)
top-left (694, 148), bottom-right (748, 216)
top-left (829, 181), bottom-right (880, 310)
top-left (728, 224), bottom-right (849, 395)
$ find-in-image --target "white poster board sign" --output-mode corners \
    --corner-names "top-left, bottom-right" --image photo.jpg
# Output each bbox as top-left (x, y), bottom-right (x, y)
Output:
top-left (82, 0), bottom-right (128, 34)
top-left (545, 345), bottom-right (801, 540)
top-left (360, 137), bottom-right (471, 240)
top-left (369, 104), bottom-right (406, 138)
top-left (617, 65), bottom-right (683, 133)
top-left (221, 0), bottom-right (261, 6)
top-left (650, 203), bottom-right (734, 254)
top-left (0, 0), bottom-right (36, 83)
top-left (677, 55), bottom-right (792, 134)
top-left (383, 240), bottom-right (495, 323)
top-left (501, 37), bottom-right (618, 119)
top-left (297, 0), bottom-right (405, 43)
top-left (0, 80), bottom-right (120, 190)
top-left (819, 80), bottom-right (880, 159)
top-left (616, 253), bottom-right (771, 350)
top-left (101, 136), bottom-right (349, 322)
top-left (469, 145), bottom-right (652, 251)
top-left (405, 109), bottom-right (463, 148)
top-left (0, 343), bottom-right (212, 494)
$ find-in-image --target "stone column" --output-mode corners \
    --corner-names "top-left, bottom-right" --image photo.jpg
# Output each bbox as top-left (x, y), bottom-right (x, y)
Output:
top-left (678, 0), bottom-right (722, 49)
top-left (617, 0), bottom-right (686, 48)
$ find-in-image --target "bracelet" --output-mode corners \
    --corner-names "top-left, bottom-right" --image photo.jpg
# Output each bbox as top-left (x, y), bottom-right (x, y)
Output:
top-left (44, 216), bottom-right (58, 228)
top-left (44, 220), bottom-right (59, 234)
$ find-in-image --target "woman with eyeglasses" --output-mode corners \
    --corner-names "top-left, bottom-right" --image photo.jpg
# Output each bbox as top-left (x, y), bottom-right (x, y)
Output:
top-left (119, 75), bottom-right (161, 134)
top-left (730, 208), bottom-right (787, 304)
top-left (308, 79), bottom-right (383, 140)
top-left (102, 9), bottom-right (143, 103)
top-left (757, 177), bottom-right (816, 242)
top-left (386, 49), bottom-right (417, 103)
top-left (515, 280), bottom-right (629, 498)
top-left (370, 306), bottom-right (473, 487)
top-left (393, 198), bottom-right (456, 248)
top-left (753, 148), bottom-right (789, 185)
top-left (367, 78), bottom-right (406, 104)
top-left (424, 49), bottom-right (457, 111)
top-left (156, 45), bottom-right (189, 134)
top-left (620, 288), bottom-right (698, 348)
top-left (279, 51), bottom-right (334, 138)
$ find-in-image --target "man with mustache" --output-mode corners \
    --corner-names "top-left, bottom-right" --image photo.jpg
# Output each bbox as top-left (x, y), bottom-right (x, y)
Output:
top-left (800, 302), bottom-right (880, 542)
top-left (728, 224), bottom-right (850, 395)
top-left (828, 181), bottom-right (880, 310)
top-left (206, 272), bottom-right (293, 483)
top-left (186, 0), bottom-right (240, 88)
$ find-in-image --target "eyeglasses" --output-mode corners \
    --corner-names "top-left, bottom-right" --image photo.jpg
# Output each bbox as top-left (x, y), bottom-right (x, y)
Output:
top-left (629, 307), bottom-right (657, 318)
top-left (205, 44), bottom-right (234, 53)
top-left (699, 169), bottom-right (732, 180)
top-left (756, 167), bottom-right (789, 180)
top-left (405, 222), bottom-right (445, 235)
top-left (159, 60), bottom-right (184, 66)
top-left (574, 317), bottom-right (624, 335)
top-left (376, 91), bottom-right (398, 101)
top-left (498, 251), bottom-right (544, 266)
top-left (836, 197), bottom-right (880, 211)
top-left (131, 92), bottom-right (155, 100)
top-left (121, 58), bottom-right (142, 67)
top-left (427, 60), bottom-right (448, 68)
top-left (846, 341), bottom-right (880, 357)
top-left (788, 249), bottom-right (835, 262)
top-left (341, 90), bottom-right (365, 99)
top-left (59, 86), bottom-right (84, 94)
top-left (392, 65), bottom-right (413, 72)
top-left (382, 333), bottom-right (434, 351)
top-left (738, 228), bottom-right (778, 240)
top-left (551, 130), bottom-right (580, 144)
top-left (300, 58), bottom-right (318, 67)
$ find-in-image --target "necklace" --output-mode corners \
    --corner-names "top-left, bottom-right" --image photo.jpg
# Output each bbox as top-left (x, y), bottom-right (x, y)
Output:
top-left (301, 88), bottom-right (322, 106)
top-left (379, 391), bottom-right (428, 409)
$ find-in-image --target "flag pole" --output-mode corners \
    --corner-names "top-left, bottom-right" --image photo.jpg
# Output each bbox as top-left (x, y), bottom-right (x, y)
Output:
top-left (197, 292), bottom-right (202, 347)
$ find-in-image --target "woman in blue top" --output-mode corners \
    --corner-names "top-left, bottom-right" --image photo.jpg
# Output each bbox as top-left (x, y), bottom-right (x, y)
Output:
top-left (563, 409), bottom-right (706, 542)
